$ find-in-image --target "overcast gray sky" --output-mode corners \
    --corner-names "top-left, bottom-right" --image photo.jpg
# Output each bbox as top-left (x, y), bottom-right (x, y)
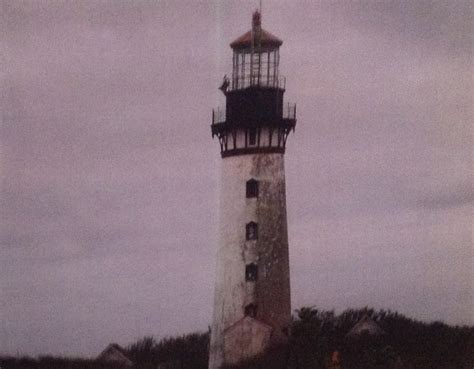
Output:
top-left (1, 0), bottom-right (472, 358)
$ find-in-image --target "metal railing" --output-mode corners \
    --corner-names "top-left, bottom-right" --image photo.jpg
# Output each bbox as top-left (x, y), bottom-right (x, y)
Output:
top-left (212, 102), bottom-right (296, 125)
top-left (212, 107), bottom-right (226, 125)
top-left (230, 75), bottom-right (286, 91)
top-left (283, 102), bottom-right (296, 120)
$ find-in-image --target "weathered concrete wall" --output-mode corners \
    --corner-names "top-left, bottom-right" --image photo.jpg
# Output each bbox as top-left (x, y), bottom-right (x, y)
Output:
top-left (209, 152), bottom-right (291, 369)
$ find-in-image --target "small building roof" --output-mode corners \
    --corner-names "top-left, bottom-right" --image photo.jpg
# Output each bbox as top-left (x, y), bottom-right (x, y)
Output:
top-left (223, 316), bottom-right (273, 365)
top-left (346, 315), bottom-right (385, 339)
top-left (97, 343), bottom-right (133, 367)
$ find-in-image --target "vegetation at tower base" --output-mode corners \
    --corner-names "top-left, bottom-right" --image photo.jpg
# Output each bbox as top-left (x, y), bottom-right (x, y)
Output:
top-left (0, 333), bottom-right (210, 369)
top-left (0, 356), bottom-right (127, 369)
top-left (226, 307), bottom-right (474, 369)
top-left (0, 309), bottom-right (472, 369)
top-left (126, 333), bottom-right (209, 369)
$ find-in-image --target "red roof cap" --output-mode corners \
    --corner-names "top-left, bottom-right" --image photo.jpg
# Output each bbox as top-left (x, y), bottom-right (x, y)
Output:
top-left (230, 11), bottom-right (282, 50)
top-left (230, 28), bottom-right (283, 50)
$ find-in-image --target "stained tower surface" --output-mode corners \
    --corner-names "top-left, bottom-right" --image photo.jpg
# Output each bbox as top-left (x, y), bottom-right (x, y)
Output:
top-left (209, 11), bottom-right (297, 369)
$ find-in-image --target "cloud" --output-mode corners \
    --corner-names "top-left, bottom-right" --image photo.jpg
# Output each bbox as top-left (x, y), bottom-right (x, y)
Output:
top-left (415, 183), bottom-right (474, 210)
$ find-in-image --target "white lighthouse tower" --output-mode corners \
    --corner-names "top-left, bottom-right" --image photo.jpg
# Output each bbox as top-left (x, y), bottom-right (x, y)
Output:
top-left (209, 10), bottom-right (296, 369)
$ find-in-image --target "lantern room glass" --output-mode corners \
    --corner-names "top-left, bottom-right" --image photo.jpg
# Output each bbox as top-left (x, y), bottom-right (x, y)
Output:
top-left (232, 47), bottom-right (280, 90)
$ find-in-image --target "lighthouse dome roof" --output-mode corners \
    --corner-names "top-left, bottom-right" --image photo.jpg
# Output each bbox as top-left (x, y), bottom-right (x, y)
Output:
top-left (230, 10), bottom-right (282, 50)
top-left (230, 28), bottom-right (283, 50)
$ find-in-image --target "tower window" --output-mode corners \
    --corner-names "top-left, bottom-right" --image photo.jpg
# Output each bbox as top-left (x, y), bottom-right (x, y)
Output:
top-left (245, 263), bottom-right (258, 281)
top-left (246, 179), bottom-right (259, 198)
top-left (248, 128), bottom-right (257, 146)
top-left (244, 304), bottom-right (258, 318)
top-left (246, 222), bottom-right (258, 240)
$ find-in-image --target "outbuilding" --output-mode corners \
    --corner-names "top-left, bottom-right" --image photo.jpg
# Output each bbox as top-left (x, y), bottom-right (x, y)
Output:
top-left (96, 343), bottom-right (133, 367)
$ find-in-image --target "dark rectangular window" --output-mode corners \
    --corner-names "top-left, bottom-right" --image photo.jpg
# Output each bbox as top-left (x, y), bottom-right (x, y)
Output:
top-left (246, 179), bottom-right (258, 198)
top-left (244, 304), bottom-right (257, 318)
top-left (246, 222), bottom-right (258, 240)
top-left (245, 264), bottom-right (258, 281)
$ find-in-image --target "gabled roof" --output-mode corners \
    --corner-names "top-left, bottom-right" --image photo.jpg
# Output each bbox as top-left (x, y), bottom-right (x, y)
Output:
top-left (230, 29), bottom-right (282, 50)
top-left (346, 315), bottom-right (385, 338)
top-left (223, 316), bottom-right (273, 365)
top-left (97, 343), bottom-right (133, 366)
top-left (224, 315), bottom-right (273, 334)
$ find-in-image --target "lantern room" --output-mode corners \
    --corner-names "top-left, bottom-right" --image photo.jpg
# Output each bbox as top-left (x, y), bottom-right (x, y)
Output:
top-left (230, 11), bottom-right (283, 90)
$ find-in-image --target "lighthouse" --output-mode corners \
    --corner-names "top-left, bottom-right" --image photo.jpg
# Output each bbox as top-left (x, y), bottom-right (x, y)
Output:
top-left (209, 10), bottom-right (296, 369)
